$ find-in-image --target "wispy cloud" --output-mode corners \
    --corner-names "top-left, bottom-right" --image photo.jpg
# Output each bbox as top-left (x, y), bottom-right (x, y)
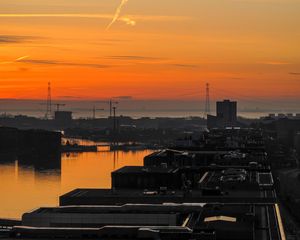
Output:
top-left (91, 38), bottom-right (131, 46)
top-left (0, 35), bottom-right (36, 44)
top-left (259, 61), bottom-right (291, 65)
top-left (114, 96), bottom-right (133, 100)
top-left (0, 12), bottom-right (136, 29)
top-left (18, 58), bottom-right (110, 69)
top-left (0, 13), bottom-right (188, 26)
top-left (59, 96), bottom-right (82, 99)
top-left (170, 64), bottom-right (199, 68)
top-left (0, 61), bottom-right (13, 65)
top-left (120, 17), bottom-right (136, 27)
top-left (105, 56), bottom-right (199, 69)
top-left (106, 55), bottom-right (163, 61)
top-left (125, 15), bottom-right (190, 22)
top-left (0, 13), bottom-right (111, 18)
top-left (289, 72), bottom-right (300, 75)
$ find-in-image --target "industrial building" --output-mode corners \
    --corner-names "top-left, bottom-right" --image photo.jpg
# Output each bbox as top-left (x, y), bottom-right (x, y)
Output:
top-left (111, 166), bottom-right (182, 189)
top-left (61, 164), bottom-right (276, 206)
top-left (17, 203), bottom-right (285, 240)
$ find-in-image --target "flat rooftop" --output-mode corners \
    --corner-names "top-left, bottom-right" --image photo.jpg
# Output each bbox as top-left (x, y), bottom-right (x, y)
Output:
top-left (199, 168), bottom-right (274, 189)
top-left (21, 203), bottom-right (285, 240)
top-left (60, 187), bottom-right (276, 206)
top-left (112, 166), bottom-right (179, 174)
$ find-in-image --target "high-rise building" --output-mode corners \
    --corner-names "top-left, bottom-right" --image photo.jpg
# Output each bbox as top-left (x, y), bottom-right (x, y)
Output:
top-left (216, 100), bottom-right (237, 123)
top-left (207, 99), bottom-right (238, 128)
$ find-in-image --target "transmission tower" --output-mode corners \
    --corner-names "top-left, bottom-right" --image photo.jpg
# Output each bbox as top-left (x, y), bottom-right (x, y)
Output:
top-left (205, 83), bottom-right (210, 117)
top-left (45, 81), bottom-right (52, 119)
top-left (109, 100), bottom-right (118, 118)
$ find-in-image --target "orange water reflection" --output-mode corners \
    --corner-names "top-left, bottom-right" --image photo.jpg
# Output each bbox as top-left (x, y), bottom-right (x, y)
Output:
top-left (0, 150), bottom-right (152, 219)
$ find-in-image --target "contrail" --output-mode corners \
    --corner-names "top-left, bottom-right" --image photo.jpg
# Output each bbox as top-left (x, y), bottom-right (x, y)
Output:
top-left (106, 0), bottom-right (129, 30)
top-left (0, 55), bottom-right (30, 65)
top-left (16, 55), bottom-right (30, 61)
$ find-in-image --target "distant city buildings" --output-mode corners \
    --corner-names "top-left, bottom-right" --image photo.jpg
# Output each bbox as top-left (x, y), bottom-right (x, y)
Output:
top-left (1, 100), bottom-right (299, 239)
top-left (263, 113), bottom-right (300, 120)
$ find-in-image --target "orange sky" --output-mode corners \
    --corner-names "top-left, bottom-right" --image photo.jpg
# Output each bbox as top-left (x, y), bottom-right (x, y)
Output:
top-left (0, 0), bottom-right (300, 101)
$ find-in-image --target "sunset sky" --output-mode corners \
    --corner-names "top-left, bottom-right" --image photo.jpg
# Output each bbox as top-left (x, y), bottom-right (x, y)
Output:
top-left (0, 0), bottom-right (300, 105)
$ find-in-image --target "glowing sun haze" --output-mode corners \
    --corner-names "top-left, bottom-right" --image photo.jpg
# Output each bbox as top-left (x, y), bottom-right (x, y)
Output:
top-left (0, 0), bottom-right (300, 102)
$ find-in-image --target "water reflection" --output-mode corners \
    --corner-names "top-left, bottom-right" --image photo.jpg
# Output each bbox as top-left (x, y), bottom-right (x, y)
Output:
top-left (0, 148), bottom-right (152, 219)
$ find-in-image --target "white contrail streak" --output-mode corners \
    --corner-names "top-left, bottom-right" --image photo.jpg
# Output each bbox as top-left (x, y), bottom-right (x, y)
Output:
top-left (106, 0), bottom-right (129, 30)
top-left (0, 55), bottom-right (30, 65)
top-left (16, 55), bottom-right (30, 61)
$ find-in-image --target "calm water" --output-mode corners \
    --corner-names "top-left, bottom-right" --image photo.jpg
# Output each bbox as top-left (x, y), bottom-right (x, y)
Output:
top-left (0, 149), bottom-right (153, 219)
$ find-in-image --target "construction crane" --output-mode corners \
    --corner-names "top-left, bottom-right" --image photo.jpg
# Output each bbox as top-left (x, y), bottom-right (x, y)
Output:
top-left (39, 102), bottom-right (66, 117)
top-left (92, 106), bottom-right (104, 119)
top-left (53, 103), bottom-right (66, 112)
top-left (93, 99), bottom-right (119, 118)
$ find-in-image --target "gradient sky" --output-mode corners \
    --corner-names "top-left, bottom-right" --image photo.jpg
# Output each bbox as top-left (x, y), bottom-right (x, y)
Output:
top-left (0, 0), bottom-right (300, 103)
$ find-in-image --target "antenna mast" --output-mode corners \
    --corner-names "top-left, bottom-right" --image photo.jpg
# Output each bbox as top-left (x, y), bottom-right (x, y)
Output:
top-left (45, 81), bottom-right (52, 119)
top-left (205, 83), bottom-right (210, 117)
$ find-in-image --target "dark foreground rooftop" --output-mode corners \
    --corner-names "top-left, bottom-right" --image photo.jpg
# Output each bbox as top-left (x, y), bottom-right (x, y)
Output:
top-left (60, 186), bottom-right (276, 206)
top-left (3, 203), bottom-right (285, 240)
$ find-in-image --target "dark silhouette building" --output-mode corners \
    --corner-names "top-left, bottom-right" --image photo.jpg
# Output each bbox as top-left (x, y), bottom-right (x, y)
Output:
top-left (208, 100), bottom-right (238, 128)
top-left (54, 111), bottom-right (72, 127)
top-left (0, 127), bottom-right (61, 161)
top-left (217, 100), bottom-right (237, 123)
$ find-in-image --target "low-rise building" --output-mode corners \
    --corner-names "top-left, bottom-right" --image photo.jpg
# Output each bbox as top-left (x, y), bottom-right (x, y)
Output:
top-left (17, 203), bottom-right (285, 240)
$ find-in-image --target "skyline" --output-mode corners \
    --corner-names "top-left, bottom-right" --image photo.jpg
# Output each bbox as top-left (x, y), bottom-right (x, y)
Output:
top-left (0, 98), bottom-right (299, 120)
top-left (0, 0), bottom-right (300, 102)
